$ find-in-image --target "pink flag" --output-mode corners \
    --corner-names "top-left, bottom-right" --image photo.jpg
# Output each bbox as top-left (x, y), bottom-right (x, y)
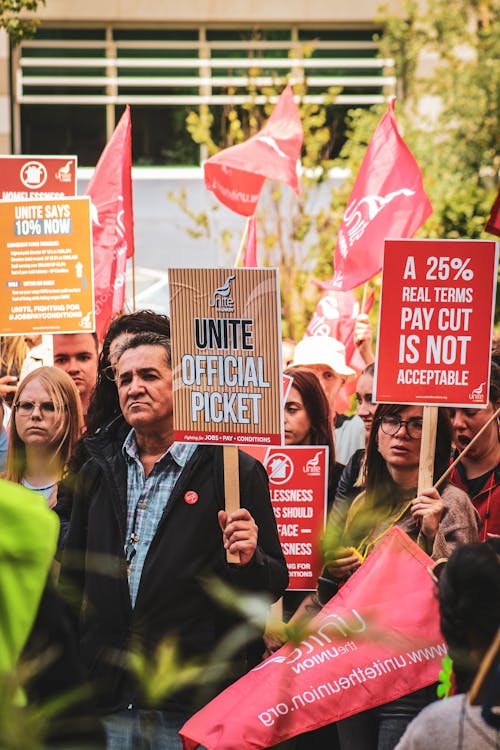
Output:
top-left (85, 105), bottom-right (134, 341)
top-left (327, 99), bottom-right (432, 291)
top-left (242, 215), bottom-right (258, 267)
top-left (180, 528), bottom-right (444, 750)
top-left (204, 86), bottom-right (303, 216)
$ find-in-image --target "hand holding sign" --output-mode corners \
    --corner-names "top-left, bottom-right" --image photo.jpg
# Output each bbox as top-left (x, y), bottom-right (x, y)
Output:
top-left (411, 487), bottom-right (444, 545)
top-left (218, 508), bottom-right (258, 566)
top-left (324, 547), bottom-right (362, 580)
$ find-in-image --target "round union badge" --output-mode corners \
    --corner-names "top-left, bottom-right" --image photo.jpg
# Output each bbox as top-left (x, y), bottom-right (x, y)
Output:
top-left (184, 490), bottom-right (199, 505)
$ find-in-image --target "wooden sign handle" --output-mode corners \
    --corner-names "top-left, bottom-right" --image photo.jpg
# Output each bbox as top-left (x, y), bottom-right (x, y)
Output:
top-left (418, 406), bottom-right (438, 495)
top-left (223, 445), bottom-right (241, 563)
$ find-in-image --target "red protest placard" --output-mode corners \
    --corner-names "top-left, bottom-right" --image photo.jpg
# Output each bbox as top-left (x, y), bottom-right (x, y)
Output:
top-left (0, 197), bottom-right (95, 335)
top-left (374, 239), bottom-right (498, 407)
top-left (243, 446), bottom-right (327, 590)
top-left (0, 156), bottom-right (77, 199)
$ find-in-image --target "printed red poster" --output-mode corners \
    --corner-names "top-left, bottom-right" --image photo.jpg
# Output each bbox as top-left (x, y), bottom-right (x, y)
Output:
top-left (243, 446), bottom-right (327, 590)
top-left (374, 239), bottom-right (498, 406)
top-left (0, 156), bottom-right (77, 199)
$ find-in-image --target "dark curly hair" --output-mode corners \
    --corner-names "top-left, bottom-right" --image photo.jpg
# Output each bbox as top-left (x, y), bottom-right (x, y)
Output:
top-left (86, 310), bottom-right (170, 436)
top-left (438, 539), bottom-right (500, 692)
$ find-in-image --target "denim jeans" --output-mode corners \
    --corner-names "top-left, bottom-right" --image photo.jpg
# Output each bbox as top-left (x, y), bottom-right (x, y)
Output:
top-left (103, 709), bottom-right (190, 750)
top-left (336, 685), bottom-right (436, 750)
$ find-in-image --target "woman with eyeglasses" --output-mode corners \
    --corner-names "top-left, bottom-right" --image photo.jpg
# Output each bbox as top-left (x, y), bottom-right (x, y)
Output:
top-left (3, 367), bottom-right (82, 507)
top-left (320, 402), bottom-right (480, 750)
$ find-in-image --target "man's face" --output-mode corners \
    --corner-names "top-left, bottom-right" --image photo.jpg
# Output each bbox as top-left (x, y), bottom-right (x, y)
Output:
top-left (53, 333), bottom-right (98, 410)
top-left (297, 364), bottom-right (345, 415)
top-left (116, 344), bottom-right (173, 432)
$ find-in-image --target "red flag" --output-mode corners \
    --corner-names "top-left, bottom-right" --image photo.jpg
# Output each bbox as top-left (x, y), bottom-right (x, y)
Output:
top-left (85, 105), bottom-right (134, 341)
top-left (486, 187), bottom-right (500, 237)
top-left (305, 289), bottom-right (375, 412)
top-left (324, 99), bottom-right (432, 292)
top-left (204, 86), bottom-right (303, 216)
top-left (180, 528), bottom-right (444, 750)
top-left (242, 215), bottom-right (258, 267)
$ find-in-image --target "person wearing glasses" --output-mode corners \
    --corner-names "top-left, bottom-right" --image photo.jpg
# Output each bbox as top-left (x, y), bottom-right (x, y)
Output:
top-left (3, 367), bottom-right (82, 507)
top-left (319, 402), bottom-right (479, 750)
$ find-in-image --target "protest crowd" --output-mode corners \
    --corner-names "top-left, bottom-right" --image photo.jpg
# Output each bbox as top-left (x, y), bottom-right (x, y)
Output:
top-left (1, 90), bottom-right (499, 750)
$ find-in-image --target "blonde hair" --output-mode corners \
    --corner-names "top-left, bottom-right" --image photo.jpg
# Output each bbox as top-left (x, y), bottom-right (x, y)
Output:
top-left (0, 336), bottom-right (28, 377)
top-left (5, 366), bottom-right (83, 484)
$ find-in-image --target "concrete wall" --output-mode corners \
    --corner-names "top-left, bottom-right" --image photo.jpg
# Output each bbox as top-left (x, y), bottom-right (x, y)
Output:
top-left (0, 31), bottom-right (10, 153)
top-left (29, 0), bottom-right (400, 25)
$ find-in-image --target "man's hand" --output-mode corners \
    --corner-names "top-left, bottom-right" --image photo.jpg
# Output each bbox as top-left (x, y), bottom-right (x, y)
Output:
top-left (218, 508), bottom-right (258, 566)
top-left (411, 487), bottom-right (444, 543)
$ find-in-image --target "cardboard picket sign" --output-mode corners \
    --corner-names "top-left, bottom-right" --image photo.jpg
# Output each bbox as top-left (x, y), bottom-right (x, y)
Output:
top-left (243, 446), bottom-right (328, 590)
top-left (169, 267), bottom-right (283, 562)
top-left (0, 156), bottom-right (77, 200)
top-left (180, 528), bottom-right (445, 750)
top-left (0, 197), bottom-right (95, 335)
top-left (168, 267), bottom-right (283, 446)
top-left (374, 238), bottom-right (498, 407)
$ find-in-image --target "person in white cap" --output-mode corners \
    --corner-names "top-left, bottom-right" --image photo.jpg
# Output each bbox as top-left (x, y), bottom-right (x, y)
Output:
top-left (290, 336), bottom-right (365, 466)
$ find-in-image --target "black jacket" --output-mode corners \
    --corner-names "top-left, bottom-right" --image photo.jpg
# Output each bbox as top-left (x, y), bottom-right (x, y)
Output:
top-left (59, 423), bottom-right (288, 714)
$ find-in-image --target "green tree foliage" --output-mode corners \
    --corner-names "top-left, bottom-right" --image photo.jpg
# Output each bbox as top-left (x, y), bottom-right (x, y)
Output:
top-left (0, 0), bottom-right (45, 46)
top-left (173, 3), bottom-right (499, 336)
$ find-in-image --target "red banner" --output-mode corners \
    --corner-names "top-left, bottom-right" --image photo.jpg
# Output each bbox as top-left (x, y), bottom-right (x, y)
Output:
top-left (374, 239), bottom-right (498, 407)
top-left (85, 105), bottom-right (134, 341)
top-left (180, 528), bottom-right (445, 750)
top-left (204, 86), bottom-right (303, 216)
top-left (328, 98), bottom-right (432, 291)
top-left (243, 446), bottom-right (327, 590)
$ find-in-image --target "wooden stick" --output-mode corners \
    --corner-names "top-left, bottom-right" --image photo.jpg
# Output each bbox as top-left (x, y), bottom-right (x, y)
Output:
top-left (361, 282), bottom-right (369, 314)
top-left (233, 216), bottom-right (251, 268)
top-left (131, 254), bottom-right (137, 312)
top-left (434, 405), bottom-right (500, 491)
top-left (223, 445), bottom-right (241, 563)
top-left (468, 627), bottom-right (500, 706)
top-left (418, 406), bottom-right (438, 494)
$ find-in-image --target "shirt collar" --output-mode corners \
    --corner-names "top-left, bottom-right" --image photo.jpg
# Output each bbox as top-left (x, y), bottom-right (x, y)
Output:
top-left (122, 428), bottom-right (196, 468)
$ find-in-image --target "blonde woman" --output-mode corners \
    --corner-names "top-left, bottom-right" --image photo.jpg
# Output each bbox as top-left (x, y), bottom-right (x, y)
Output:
top-left (4, 367), bottom-right (82, 507)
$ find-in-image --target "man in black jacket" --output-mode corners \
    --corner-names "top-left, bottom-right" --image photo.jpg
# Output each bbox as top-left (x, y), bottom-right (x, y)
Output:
top-left (60, 331), bottom-right (288, 749)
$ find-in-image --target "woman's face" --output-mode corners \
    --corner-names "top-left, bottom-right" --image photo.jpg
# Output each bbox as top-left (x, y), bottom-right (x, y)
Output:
top-left (284, 386), bottom-right (312, 445)
top-left (355, 372), bottom-right (376, 439)
top-left (376, 405), bottom-right (424, 476)
top-left (448, 400), bottom-right (500, 460)
top-left (15, 378), bottom-right (66, 448)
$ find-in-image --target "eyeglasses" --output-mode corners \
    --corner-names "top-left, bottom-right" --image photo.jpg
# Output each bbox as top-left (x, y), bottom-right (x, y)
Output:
top-left (379, 415), bottom-right (424, 439)
top-left (15, 400), bottom-right (58, 416)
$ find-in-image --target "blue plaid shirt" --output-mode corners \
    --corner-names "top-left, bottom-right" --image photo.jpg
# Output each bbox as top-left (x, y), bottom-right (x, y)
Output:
top-left (122, 429), bottom-right (197, 606)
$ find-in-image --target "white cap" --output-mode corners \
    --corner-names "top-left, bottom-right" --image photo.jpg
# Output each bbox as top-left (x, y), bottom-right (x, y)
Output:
top-left (292, 336), bottom-right (356, 378)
